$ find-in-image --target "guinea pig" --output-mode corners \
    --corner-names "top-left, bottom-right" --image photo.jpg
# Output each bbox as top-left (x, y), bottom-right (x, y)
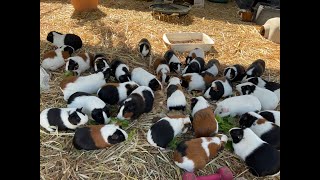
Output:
top-left (41, 45), bottom-right (74, 71)
top-left (203, 77), bottom-right (233, 101)
top-left (242, 59), bottom-right (266, 81)
top-left (236, 82), bottom-right (279, 110)
top-left (93, 54), bottom-right (110, 73)
top-left (110, 59), bottom-right (131, 83)
top-left (164, 50), bottom-right (182, 73)
top-left (181, 73), bottom-right (206, 92)
top-left (117, 86), bottom-right (154, 120)
top-left (138, 38), bottom-right (152, 66)
top-left (239, 112), bottom-right (280, 150)
top-left (229, 128), bottom-right (280, 177)
top-left (73, 124), bottom-right (128, 150)
top-left (214, 95), bottom-right (262, 117)
top-left (153, 57), bottom-right (170, 85)
top-left (147, 115), bottom-right (191, 150)
top-left (40, 107), bottom-right (88, 132)
top-left (131, 67), bottom-right (162, 91)
top-left (182, 57), bottom-right (205, 74)
top-left (47, 31), bottom-right (82, 51)
top-left (202, 59), bottom-right (220, 77)
top-left (173, 134), bottom-right (228, 172)
top-left (166, 77), bottom-right (186, 111)
top-left (190, 96), bottom-right (218, 137)
top-left (258, 110), bottom-right (280, 126)
top-left (60, 71), bottom-right (110, 101)
top-left (65, 52), bottom-right (94, 76)
top-left (97, 81), bottom-right (139, 105)
top-left (223, 64), bottom-right (246, 82)
top-left (185, 47), bottom-right (205, 65)
top-left (242, 77), bottom-right (280, 100)
top-left (67, 92), bottom-right (110, 124)
top-left (201, 72), bottom-right (218, 88)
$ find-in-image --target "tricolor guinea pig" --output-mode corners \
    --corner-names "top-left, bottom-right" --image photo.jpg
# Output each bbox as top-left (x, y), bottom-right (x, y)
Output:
top-left (117, 86), bottom-right (154, 120)
top-left (182, 57), bottom-right (205, 74)
top-left (258, 110), bottom-right (280, 126)
top-left (190, 96), bottom-right (218, 137)
top-left (67, 92), bottom-right (110, 124)
top-left (41, 45), bottom-right (74, 71)
top-left (173, 134), bottom-right (228, 172)
top-left (153, 57), bottom-right (170, 85)
top-left (242, 77), bottom-right (280, 100)
top-left (202, 59), bottom-right (220, 77)
top-left (47, 31), bottom-right (82, 51)
top-left (65, 52), bottom-right (94, 76)
top-left (223, 64), bottom-right (246, 82)
top-left (201, 72), bottom-right (218, 88)
top-left (166, 77), bottom-right (186, 111)
top-left (93, 54), bottom-right (111, 73)
top-left (40, 107), bottom-right (88, 132)
top-left (230, 128), bottom-right (280, 177)
top-left (242, 59), bottom-right (266, 81)
top-left (203, 77), bottom-right (233, 101)
top-left (185, 47), bottom-right (205, 65)
top-left (131, 67), bottom-right (162, 91)
top-left (236, 82), bottom-right (279, 110)
top-left (110, 59), bottom-right (131, 83)
top-left (214, 95), bottom-right (262, 117)
top-left (239, 112), bottom-right (280, 150)
top-left (181, 73), bottom-right (206, 92)
top-left (147, 115), bottom-right (191, 150)
top-left (73, 124), bottom-right (128, 150)
top-left (138, 38), bottom-right (152, 66)
top-left (97, 81), bottom-right (139, 105)
top-left (164, 50), bottom-right (182, 73)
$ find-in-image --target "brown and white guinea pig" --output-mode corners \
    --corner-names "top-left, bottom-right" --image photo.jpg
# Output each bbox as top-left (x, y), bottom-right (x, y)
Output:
top-left (223, 64), bottom-right (246, 82)
top-left (117, 86), bottom-right (154, 120)
top-left (41, 45), bottom-right (74, 71)
top-left (110, 58), bottom-right (131, 83)
top-left (97, 81), bottom-right (139, 105)
top-left (153, 57), bottom-right (170, 85)
top-left (67, 92), bottom-right (110, 124)
top-left (203, 77), bottom-right (233, 102)
top-left (40, 107), bottom-right (88, 132)
top-left (242, 59), bottom-right (266, 81)
top-left (182, 57), bottom-right (205, 74)
top-left (166, 77), bottom-right (187, 111)
top-left (173, 134), bottom-right (228, 172)
top-left (73, 124), bottom-right (128, 150)
top-left (60, 71), bottom-right (110, 101)
top-left (47, 31), bottom-right (83, 51)
top-left (236, 82), bottom-right (279, 110)
top-left (138, 38), bottom-right (152, 66)
top-left (242, 77), bottom-right (280, 100)
top-left (190, 96), bottom-right (218, 138)
top-left (181, 73), bottom-right (206, 92)
top-left (131, 67), bottom-right (162, 91)
top-left (202, 59), bottom-right (220, 77)
top-left (238, 9), bottom-right (254, 22)
top-left (164, 49), bottom-right (182, 73)
top-left (93, 54), bottom-right (111, 73)
top-left (239, 112), bottom-right (280, 150)
top-left (65, 52), bottom-right (95, 76)
top-left (185, 47), bottom-right (205, 65)
top-left (230, 128), bottom-right (280, 177)
top-left (201, 72), bottom-right (218, 88)
top-left (258, 110), bottom-right (280, 126)
top-left (147, 115), bottom-right (191, 150)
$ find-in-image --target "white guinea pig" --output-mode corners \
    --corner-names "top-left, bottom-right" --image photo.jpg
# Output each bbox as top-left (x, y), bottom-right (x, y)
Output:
top-left (41, 45), bottom-right (74, 71)
top-left (166, 77), bottom-right (186, 111)
top-left (181, 73), bottom-right (206, 92)
top-left (65, 52), bottom-right (94, 76)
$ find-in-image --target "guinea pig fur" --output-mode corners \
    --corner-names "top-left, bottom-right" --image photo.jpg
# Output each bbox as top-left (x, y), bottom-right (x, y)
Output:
top-left (182, 57), bottom-right (205, 74)
top-left (242, 77), bottom-right (280, 100)
top-left (236, 82), bottom-right (279, 110)
top-left (190, 96), bottom-right (218, 137)
top-left (258, 110), bottom-right (280, 126)
top-left (147, 115), bottom-right (191, 150)
top-left (117, 86), bottom-right (154, 120)
top-left (185, 48), bottom-right (205, 65)
top-left (242, 59), bottom-right (266, 81)
top-left (239, 112), bottom-right (280, 150)
top-left (153, 58), bottom-right (170, 84)
top-left (164, 50), bottom-right (182, 73)
top-left (41, 45), bottom-right (73, 71)
top-left (66, 52), bottom-right (95, 76)
top-left (203, 77), bottom-right (233, 101)
top-left (138, 38), bottom-right (151, 58)
top-left (40, 107), bottom-right (88, 132)
top-left (173, 134), bottom-right (228, 172)
top-left (47, 31), bottom-right (83, 51)
top-left (229, 128), bottom-right (280, 177)
top-left (131, 67), bottom-right (162, 91)
top-left (214, 95), bottom-right (262, 117)
top-left (67, 92), bottom-right (110, 124)
top-left (94, 54), bottom-right (110, 73)
top-left (201, 72), bottom-right (218, 88)
top-left (223, 64), bottom-right (246, 82)
top-left (203, 59), bottom-right (220, 77)
top-left (73, 124), bottom-right (128, 150)
top-left (181, 73), bottom-right (206, 92)
top-left (110, 59), bottom-right (131, 83)
top-left (97, 81), bottom-right (139, 105)
top-left (166, 77), bottom-right (187, 111)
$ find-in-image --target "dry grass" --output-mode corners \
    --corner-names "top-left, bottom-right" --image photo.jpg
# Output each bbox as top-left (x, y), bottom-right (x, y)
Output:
top-left (40, 0), bottom-right (280, 179)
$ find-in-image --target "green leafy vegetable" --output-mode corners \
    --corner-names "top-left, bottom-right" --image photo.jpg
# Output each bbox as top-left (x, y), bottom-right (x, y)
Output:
top-left (127, 129), bottom-right (136, 141)
top-left (110, 117), bottom-right (129, 128)
top-left (168, 137), bottom-right (180, 150)
top-left (225, 140), bottom-right (234, 151)
top-left (64, 71), bottom-right (74, 77)
top-left (215, 115), bottom-right (236, 133)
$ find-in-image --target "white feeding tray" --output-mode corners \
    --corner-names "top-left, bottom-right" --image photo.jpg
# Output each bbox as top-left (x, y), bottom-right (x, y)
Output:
top-left (163, 32), bottom-right (214, 52)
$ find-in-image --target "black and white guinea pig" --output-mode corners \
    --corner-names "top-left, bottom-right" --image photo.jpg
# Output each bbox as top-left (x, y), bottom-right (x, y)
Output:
top-left (67, 92), bottom-right (110, 124)
top-left (164, 50), bottom-right (182, 73)
top-left (166, 77), bottom-right (186, 111)
top-left (203, 77), bottom-right (233, 101)
top-left (73, 124), bottom-right (128, 150)
top-left (181, 73), bottom-right (206, 92)
top-left (147, 115), bottom-right (191, 150)
top-left (202, 59), bottom-right (220, 77)
top-left (182, 57), bottom-right (205, 74)
top-left (93, 54), bottom-right (110, 73)
top-left (47, 31), bottom-right (82, 51)
top-left (223, 64), bottom-right (246, 82)
top-left (173, 134), bottom-right (228, 172)
top-left (242, 59), bottom-right (266, 81)
top-left (185, 47), bottom-right (205, 65)
top-left (230, 128), bottom-right (280, 177)
top-left (131, 67), bottom-right (162, 91)
top-left (65, 52), bottom-right (94, 76)
top-left (258, 110), bottom-right (280, 126)
top-left (41, 45), bottom-right (73, 71)
top-left (40, 107), bottom-right (88, 132)
top-left (153, 57), bottom-right (170, 84)
top-left (117, 86), bottom-right (154, 120)
top-left (97, 81), bottom-right (139, 105)
top-left (110, 59), bottom-right (131, 83)
top-left (242, 77), bottom-right (280, 100)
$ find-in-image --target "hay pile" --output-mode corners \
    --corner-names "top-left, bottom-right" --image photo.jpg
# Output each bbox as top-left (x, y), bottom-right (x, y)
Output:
top-left (40, 0), bottom-right (280, 179)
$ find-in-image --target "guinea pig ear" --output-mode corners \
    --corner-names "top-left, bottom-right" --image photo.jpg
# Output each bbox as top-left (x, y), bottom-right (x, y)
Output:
top-left (222, 107), bottom-right (229, 113)
top-left (76, 107), bottom-right (83, 112)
